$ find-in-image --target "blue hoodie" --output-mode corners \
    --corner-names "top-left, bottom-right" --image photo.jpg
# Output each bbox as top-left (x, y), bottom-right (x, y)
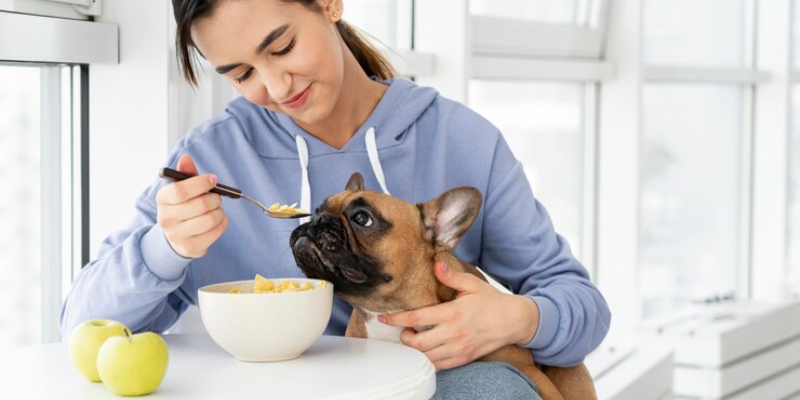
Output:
top-left (60, 78), bottom-right (610, 367)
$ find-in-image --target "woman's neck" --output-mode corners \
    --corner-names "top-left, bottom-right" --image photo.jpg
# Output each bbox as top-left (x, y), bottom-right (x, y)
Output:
top-left (293, 53), bottom-right (387, 150)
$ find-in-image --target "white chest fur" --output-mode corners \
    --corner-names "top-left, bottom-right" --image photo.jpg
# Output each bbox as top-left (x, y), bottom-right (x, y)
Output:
top-left (361, 310), bottom-right (432, 343)
top-left (362, 310), bottom-right (405, 343)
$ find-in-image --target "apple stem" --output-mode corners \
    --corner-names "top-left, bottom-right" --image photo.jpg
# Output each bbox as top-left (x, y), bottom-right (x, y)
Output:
top-left (124, 328), bottom-right (132, 338)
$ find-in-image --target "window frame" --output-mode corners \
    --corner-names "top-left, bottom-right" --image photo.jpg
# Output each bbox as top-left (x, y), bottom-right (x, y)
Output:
top-left (0, 11), bottom-right (116, 344)
top-left (0, 12), bottom-right (118, 64)
top-left (470, 15), bottom-right (608, 59)
top-left (0, 0), bottom-right (101, 19)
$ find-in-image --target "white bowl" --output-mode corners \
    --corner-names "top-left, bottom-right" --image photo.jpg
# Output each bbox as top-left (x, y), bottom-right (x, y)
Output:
top-left (198, 278), bottom-right (333, 362)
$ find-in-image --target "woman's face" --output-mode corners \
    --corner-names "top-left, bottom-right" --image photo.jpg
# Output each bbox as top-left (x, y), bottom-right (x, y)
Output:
top-left (191, 0), bottom-right (344, 124)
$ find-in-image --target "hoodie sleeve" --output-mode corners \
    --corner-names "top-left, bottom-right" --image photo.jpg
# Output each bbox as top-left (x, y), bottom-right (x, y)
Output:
top-left (478, 133), bottom-right (611, 367)
top-left (59, 156), bottom-right (194, 338)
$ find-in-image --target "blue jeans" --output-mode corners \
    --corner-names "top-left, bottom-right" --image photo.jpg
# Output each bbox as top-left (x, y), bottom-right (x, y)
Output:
top-left (431, 361), bottom-right (543, 400)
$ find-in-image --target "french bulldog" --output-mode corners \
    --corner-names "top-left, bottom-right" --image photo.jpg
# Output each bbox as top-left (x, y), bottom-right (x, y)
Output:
top-left (290, 172), bottom-right (597, 400)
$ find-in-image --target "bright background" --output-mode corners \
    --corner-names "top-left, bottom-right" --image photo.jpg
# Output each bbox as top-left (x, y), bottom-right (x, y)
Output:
top-left (1, 0), bottom-right (799, 372)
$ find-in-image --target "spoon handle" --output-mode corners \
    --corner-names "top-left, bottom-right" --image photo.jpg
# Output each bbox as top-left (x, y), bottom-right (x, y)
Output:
top-left (159, 167), bottom-right (242, 199)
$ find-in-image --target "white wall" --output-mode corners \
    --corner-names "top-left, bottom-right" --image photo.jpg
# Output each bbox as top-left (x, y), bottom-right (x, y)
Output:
top-left (90, 0), bottom-right (236, 255)
top-left (90, 1), bottom-right (171, 254)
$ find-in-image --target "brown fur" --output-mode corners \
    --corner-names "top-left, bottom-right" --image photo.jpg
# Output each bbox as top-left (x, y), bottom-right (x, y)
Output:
top-left (342, 250), bottom-right (597, 400)
top-left (301, 174), bottom-right (597, 400)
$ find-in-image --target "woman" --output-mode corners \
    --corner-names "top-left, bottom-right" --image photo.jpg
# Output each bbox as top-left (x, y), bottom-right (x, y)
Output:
top-left (60, 0), bottom-right (611, 398)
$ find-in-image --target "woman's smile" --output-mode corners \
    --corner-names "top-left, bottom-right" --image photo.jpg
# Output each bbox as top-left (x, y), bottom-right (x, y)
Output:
top-left (279, 84), bottom-right (312, 109)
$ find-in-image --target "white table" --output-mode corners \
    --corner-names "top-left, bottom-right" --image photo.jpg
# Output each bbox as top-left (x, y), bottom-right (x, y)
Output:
top-left (0, 334), bottom-right (436, 399)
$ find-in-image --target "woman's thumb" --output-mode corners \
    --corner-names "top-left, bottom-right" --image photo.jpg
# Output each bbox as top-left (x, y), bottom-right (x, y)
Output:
top-left (176, 154), bottom-right (199, 176)
top-left (434, 260), bottom-right (480, 293)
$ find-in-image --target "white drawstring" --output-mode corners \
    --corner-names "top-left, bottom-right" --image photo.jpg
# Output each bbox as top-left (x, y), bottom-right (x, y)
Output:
top-left (365, 127), bottom-right (390, 195)
top-left (294, 127), bottom-right (388, 225)
top-left (295, 135), bottom-right (311, 225)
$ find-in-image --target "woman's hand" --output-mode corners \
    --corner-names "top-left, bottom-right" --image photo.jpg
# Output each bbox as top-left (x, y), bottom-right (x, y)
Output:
top-left (379, 260), bottom-right (540, 370)
top-left (155, 154), bottom-right (229, 258)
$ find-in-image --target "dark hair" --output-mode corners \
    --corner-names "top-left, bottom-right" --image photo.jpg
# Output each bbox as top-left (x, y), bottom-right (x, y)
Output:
top-left (172, 0), bottom-right (396, 86)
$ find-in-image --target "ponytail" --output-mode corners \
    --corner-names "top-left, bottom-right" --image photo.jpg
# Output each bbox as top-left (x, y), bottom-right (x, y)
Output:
top-left (335, 20), bottom-right (396, 80)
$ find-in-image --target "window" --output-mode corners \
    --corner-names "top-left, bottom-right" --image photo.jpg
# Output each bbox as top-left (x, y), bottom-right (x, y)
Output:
top-left (0, 65), bottom-right (43, 351)
top-left (639, 0), bottom-right (755, 317)
top-left (458, 1), bottom-right (607, 273)
top-left (470, 81), bottom-right (592, 261)
top-left (791, 84), bottom-right (800, 289)
top-left (0, 64), bottom-right (84, 352)
top-left (644, 0), bottom-right (748, 67)
top-left (471, 0), bottom-right (596, 26)
top-left (0, 10), bottom-right (114, 351)
top-left (342, 0), bottom-right (412, 51)
top-left (639, 84), bottom-right (744, 316)
top-left (790, 2), bottom-right (800, 294)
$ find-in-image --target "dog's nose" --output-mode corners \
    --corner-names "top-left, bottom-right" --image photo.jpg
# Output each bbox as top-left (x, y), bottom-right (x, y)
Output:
top-left (310, 214), bottom-right (336, 227)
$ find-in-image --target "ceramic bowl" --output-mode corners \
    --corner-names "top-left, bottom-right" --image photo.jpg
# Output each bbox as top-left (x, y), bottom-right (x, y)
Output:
top-left (198, 278), bottom-right (333, 362)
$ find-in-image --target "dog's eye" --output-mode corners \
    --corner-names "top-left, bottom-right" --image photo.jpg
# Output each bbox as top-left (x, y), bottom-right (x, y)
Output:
top-left (351, 211), bottom-right (373, 227)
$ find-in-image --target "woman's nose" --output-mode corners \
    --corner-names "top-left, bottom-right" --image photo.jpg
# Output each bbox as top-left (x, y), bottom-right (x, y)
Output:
top-left (256, 67), bottom-right (291, 103)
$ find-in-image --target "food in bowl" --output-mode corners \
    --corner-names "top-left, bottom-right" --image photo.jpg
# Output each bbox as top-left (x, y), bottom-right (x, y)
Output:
top-left (227, 274), bottom-right (328, 294)
top-left (198, 277), bottom-right (333, 362)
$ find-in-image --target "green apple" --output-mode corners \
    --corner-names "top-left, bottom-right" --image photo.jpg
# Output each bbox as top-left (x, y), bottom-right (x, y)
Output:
top-left (68, 319), bottom-right (130, 382)
top-left (96, 330), bottom-right (169, 396)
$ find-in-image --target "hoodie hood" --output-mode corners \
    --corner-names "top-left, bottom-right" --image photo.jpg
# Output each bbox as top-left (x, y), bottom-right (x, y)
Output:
top-left (228, 77), bottom-right (439, 159)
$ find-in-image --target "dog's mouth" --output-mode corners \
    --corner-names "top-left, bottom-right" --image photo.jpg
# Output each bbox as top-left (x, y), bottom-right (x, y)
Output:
top-left (294, 236), bottom-right (336, 272)
top-left (340, 268), bottom-right (368, 284)
top-left (292, 236), bottom-right (368, 284)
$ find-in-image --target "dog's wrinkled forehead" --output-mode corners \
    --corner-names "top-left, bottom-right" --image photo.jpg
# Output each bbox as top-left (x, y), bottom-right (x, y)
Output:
top-left (315, 191), bottom-right (353, 215)
top-left (319, 190), bottom-right (416, 219)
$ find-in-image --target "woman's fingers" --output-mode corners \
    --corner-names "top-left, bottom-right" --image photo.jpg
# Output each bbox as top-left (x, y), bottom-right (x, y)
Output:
top-left (400, 326), bottom-right (450, 353)
top-left (159, 193), bottom-right (222, 224)
top-left (156, 173), bottom-right (218, 206)
top-left (155, 163), bottom-right (228, 258)
top-left (172, 213), bottom-right (229, 258)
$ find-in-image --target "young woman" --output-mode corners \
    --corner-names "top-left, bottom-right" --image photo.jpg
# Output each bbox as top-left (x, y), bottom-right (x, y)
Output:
top-left (61, 1), bottom-right (611, 398)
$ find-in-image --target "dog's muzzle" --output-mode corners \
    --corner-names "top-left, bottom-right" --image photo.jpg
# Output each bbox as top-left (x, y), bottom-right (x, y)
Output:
top-left (290, 216), bottom-right (368, 284)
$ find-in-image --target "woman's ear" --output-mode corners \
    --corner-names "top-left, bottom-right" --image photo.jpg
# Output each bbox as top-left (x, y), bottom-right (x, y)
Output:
top-left (319, 0), bottom-right (343, 22)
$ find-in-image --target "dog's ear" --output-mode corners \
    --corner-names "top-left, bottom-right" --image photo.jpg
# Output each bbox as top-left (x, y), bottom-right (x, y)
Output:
top-left (419, 187), bottom-right (482, 250)
top-left (346, 172), bottom-right (364, 191)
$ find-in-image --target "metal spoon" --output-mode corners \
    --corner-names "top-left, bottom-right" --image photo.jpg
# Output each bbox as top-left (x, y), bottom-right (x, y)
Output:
top-left (159, 167), bottom-right (311, 219)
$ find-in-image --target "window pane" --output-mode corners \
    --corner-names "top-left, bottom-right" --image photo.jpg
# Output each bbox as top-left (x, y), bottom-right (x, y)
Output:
top-left (343, 0), bottom-right (411, 50)
top-left (795, 0), bottom-right (800, 69)
top-left (470, 0), bottom-right (592, 25)
top-left (469, 81), bottom-right (586, 260)
top-left (790, 86), bottom-right (800, 286)
top-left (0, 65), bottom-right (42, 351)
top-left (640, 84), bottom-right (742, 318)
top-left (644, 0), bottom-right (746, 67)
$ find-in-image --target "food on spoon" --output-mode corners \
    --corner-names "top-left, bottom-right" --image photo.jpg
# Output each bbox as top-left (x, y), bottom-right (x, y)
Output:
top-left (267, 202), bottom-right (309, 216)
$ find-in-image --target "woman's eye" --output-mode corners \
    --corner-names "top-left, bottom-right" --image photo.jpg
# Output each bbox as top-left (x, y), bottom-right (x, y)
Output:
top-left (273, 38), bottom-right (295, 56)
top-left (351, 212), bottom-right (373, 227)
top-left (233, 38), bottom-right (295, 84)
top-left (235, 68), bottom-right (253, 84)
